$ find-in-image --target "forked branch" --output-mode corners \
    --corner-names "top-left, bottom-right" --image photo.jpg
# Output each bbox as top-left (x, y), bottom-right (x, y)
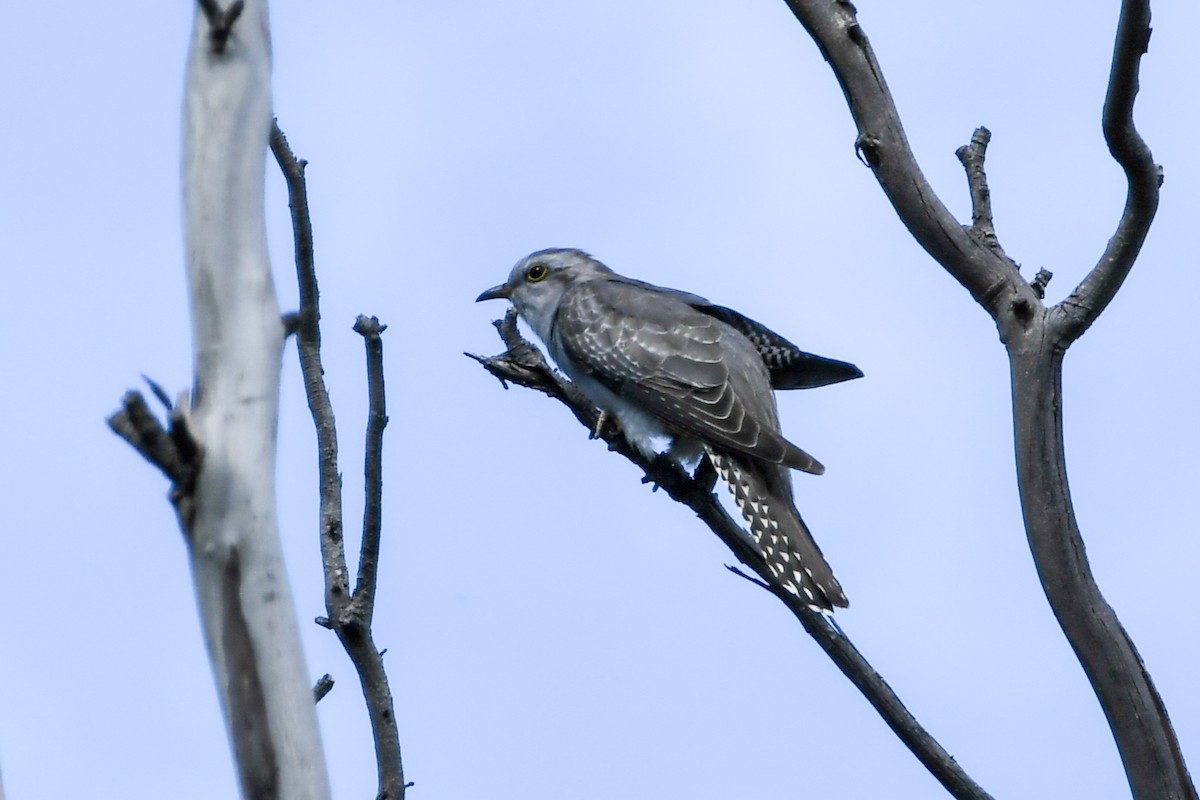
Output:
top-left (783, 1), bottom-right (1189, 799)
top-left (271, 123), bottom-right (409, 800)
top-left (780, 0), bottom-right (1030, 320)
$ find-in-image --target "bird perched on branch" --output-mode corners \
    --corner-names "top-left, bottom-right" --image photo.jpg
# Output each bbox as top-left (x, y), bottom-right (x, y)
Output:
top-left (477, 248), bottom-right (861, 610)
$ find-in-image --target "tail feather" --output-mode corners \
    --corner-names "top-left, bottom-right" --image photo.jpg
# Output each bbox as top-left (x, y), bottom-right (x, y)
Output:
top-left (707, 448), bottom-right (848, 610)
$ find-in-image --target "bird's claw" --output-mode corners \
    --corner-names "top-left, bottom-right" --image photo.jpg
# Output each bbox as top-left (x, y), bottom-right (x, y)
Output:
top-left (591, 410), bottom-right (614, 440)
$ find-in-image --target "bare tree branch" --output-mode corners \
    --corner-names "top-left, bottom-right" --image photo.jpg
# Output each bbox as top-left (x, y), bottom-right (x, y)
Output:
top-left (954, 127), bottom-right (1002, 254)
top-left (270, 122), bottom-right (350, 610)
top-left (995, 20), bottom-right (1183, 800)
top-left (779, 0), bottom-right (1032, 318)
top-left (1053, 0), bottom-right (1162, 343)
top-left (351, 314), bottom-right (389, 616)
top-left (108, 390), bottom-right (202, 534)
top-left (469, 317), bottom-right (995, 800)
top-left (108, 389), bottom-right (195, 487)
top-left (271, 123), bottom-right (409, 800)
top-left (779, 1), bottom-right (1192, 798)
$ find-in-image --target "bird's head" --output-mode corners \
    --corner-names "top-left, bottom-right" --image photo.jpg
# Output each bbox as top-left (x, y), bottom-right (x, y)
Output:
top-left (476, 248), bottom-right (613, 339)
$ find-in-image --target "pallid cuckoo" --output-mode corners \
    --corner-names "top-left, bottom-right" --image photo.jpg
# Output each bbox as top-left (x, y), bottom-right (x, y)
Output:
top-left (478, 249), bottom-right (861, 610)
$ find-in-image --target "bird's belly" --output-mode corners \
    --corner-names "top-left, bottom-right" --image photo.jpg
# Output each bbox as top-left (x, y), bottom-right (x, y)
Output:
top-left (568, 371), bottom-right (667, 451)
top-left (547, 333), bottom-right (702, 466)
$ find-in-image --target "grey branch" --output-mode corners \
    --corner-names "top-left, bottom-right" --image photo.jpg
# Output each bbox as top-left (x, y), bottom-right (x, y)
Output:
top-left (270, 122), bottom-right (348, 605)
top-left (782, 1), bottom-right (1191, 799)
top-left (107, 390), bottom-right (201, 532)
top-left (1053, 0), bottom-right (1162, 344)
top-left (954, 127), bottom-right (1002, 253)
top-left (780, 0), bottom-right (1031, 319)
top-left (108, 390), bottom-right (196, 486)
top-left (470, 317), bottom-right (995, 800)
top-left (351, 314), bottom-right (389, 616)
top-left (271, 123), bottom-right (408, 800)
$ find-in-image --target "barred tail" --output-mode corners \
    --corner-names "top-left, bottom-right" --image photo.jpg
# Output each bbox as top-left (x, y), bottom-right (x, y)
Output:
top-left (707, 448), bottom-right (848, 610)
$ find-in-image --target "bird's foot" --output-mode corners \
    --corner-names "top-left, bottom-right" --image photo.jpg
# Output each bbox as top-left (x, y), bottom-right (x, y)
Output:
top-left (591, 410), bottom-right (616, 440)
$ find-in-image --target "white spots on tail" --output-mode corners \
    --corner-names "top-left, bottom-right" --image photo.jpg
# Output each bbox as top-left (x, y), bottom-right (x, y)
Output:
top-left (781, 580), bottom-right (818, 605)
top-left (707, 446), bottom-right (830, 610)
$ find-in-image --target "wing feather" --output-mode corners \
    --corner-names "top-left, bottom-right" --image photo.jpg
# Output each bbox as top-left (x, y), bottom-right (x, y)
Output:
top-left (693, 304), bottom-right (864, 390)
top-left (555, 279), bottom-right (823, 474)
top-left (596, 279), bottom-right (863, 390)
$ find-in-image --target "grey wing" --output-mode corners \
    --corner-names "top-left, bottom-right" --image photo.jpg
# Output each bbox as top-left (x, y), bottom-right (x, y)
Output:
top-left (692, 304), bottom-right (864, 390)
top-left (605, 278), bottom-right (863, 390)
top-left (555, 280), bottom-right (824, 474)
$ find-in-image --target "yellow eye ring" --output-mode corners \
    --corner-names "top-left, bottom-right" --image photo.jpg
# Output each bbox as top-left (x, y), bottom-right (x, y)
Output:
top-left (526, 263), bottom-right (549, 282)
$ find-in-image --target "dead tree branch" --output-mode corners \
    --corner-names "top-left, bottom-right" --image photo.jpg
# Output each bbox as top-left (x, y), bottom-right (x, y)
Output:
top-left (352, 314), bottom-right (389, 615)
top-left (1054, 0), bottom-right (1163, 344)
top-left (468, 313), bottom-right (995, 800)
top-left (781, 0), bottom-right (1031, 319)
top-left (781, 1), bottom-right (1189, 798)
top-left (108, 388), bottom-right (202, 531)
top-left (271, 123), bottom-right (409, 800)
top-left (954, 127), bottom-right (1002, 254)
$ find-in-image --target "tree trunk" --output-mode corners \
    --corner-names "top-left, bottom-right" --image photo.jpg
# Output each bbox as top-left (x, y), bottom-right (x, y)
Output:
top-left (1008, 324), bottom-right (1195, 800)
top-left (182, 2), bottom-right (331, 796)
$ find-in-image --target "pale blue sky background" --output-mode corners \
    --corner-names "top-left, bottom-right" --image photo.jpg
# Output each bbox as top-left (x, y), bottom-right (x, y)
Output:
top-left (1, 2), bottom-right (1197, 798)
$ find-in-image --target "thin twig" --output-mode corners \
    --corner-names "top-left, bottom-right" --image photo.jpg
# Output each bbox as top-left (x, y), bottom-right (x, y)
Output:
top-left (269, 121), bottom-right (347, 603)
top-left (270, 121), bottom-right (408, 800)
top-left (142, 374), bottom-right (175, 412)
top-left (351, 314), bottom-right (389, 617)
top-left (471, 322), bottom-right (995, 800)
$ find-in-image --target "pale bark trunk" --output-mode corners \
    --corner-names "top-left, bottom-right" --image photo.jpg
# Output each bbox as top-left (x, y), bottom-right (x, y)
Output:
top-left (182, 2), bottom-right (330, 797)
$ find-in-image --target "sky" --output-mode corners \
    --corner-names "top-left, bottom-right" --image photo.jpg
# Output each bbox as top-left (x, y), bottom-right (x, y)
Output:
top-left (1, 2), bottom-right (1197, 798)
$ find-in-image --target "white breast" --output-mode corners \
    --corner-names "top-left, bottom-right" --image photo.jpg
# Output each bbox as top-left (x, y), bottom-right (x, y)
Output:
top-left (547, 339), bottom-right (706, 468)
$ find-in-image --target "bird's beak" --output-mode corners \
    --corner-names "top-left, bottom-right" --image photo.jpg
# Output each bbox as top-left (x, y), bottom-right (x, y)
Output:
top-left (476, 283), bottom-right (512, 302)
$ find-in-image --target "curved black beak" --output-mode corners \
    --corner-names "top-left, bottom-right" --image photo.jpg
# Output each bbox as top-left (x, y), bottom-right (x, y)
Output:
top-left (476, 284), bottom-right (512, 302)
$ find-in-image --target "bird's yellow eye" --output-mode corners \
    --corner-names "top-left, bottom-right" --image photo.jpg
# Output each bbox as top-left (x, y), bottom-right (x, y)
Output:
top-left (526, 263), bottom-right (549, 282)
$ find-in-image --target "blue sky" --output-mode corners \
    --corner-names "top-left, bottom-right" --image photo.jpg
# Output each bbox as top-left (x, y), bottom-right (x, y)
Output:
top-left (1, 2), bottom-right (1196, 798)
